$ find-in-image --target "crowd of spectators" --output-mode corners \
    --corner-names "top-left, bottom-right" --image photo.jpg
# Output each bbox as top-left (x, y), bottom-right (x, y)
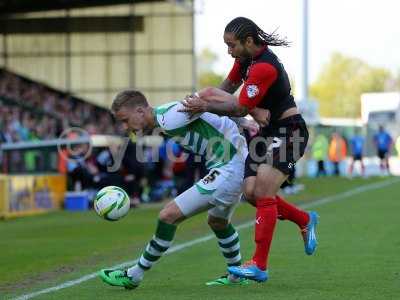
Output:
top-left (0, 68), bottom-right (207, 205)
top-left (0, 68), bottom-right (116, 144)
top-left (0, 105), bottom-right (60, 143)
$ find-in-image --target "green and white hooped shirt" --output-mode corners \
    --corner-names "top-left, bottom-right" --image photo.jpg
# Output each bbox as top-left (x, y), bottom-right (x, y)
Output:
top-left (154, 101), bottom-right (248, 169)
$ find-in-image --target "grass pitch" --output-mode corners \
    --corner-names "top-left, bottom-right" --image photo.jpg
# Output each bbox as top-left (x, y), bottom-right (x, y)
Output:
top-left (1, 177), bottom-right (399, 300)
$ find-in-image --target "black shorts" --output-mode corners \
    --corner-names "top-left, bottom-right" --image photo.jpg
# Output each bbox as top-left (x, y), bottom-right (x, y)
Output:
top-left (353, 154), bottom-right (363, 161)
top-left (244, 114), bottom-right (309, 178)
top-left (378, 150), bottom-right (388, 159)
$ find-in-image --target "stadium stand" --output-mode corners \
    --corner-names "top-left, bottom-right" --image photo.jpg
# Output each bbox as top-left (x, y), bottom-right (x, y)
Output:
top-left (0, 68), bottom-right (116, 142)
top-left (0, 68), bottom-right (204, 208)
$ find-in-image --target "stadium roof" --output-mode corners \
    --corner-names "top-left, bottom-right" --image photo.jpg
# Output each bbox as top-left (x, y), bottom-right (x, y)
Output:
top-left (0, 0), bottom-right (163, 15)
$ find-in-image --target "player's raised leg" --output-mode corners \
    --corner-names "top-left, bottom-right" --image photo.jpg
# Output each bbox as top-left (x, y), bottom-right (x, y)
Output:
top-left (276, 195), bottom-right (319, 255)
top-left (244, 175), bottom-right (318, 256)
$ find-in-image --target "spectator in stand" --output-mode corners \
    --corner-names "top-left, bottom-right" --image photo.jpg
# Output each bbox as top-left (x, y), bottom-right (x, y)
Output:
top-left (67, 143), bottom-right (97, 191)
top-left (373, 125), bottom-right (393, 176)
top-left (0, 115), bottom-right (6, 168)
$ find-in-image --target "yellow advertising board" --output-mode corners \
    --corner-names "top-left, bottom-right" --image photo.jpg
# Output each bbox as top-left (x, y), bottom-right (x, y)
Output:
top-left (0, 174), bottom-right (66, 219)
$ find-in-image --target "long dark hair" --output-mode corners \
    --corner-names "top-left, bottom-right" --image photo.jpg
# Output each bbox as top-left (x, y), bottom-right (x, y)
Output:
top-left (225, 17), bottom-right (290, 47)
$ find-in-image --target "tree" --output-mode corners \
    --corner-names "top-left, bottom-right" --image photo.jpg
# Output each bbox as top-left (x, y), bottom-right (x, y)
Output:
top-left (197, 48), bottom-right (224, 89)
top-left (310, 52), bottom-right (391, 118)
top-left (198, 71), bottom-right (224, 89)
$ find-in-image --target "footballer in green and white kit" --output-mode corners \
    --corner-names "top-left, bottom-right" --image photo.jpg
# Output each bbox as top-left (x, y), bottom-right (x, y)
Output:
top-left (99, 90), bottom-right (249, 289)
top-left (154, 100), bottom-right (248, 220)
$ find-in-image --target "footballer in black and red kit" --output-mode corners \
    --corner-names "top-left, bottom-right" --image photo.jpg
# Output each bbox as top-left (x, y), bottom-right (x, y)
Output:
top-left (227, 45), bottom-right (309, 178)
top-left (181, 17), bottom-right (318, 284)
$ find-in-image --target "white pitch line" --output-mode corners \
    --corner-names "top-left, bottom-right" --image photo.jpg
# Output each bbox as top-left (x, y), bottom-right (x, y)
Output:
top-left (13, 177), bottom-right (400, 300)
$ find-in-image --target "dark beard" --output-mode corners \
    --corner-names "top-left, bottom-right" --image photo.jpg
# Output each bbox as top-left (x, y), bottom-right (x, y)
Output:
top-left (239, 56), bottom-right (252, 65)
top-left (238, 49), bottom-right (252, 64)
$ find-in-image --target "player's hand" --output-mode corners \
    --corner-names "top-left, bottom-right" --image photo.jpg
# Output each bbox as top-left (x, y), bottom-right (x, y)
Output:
top-left (240, 118), bottom-right (260, 134)
top-left (250, 108), bottom-right (271, 127)
top-left (179, 94), bottom-right (208, 113)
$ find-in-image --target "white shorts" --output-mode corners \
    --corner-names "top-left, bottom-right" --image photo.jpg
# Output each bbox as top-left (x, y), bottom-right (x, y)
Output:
top-left (174, 155), bottom-right (245, 220)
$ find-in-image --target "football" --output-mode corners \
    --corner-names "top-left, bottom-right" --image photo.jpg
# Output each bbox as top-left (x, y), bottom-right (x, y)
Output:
top-left (94, 186), bottom-right (130, 221)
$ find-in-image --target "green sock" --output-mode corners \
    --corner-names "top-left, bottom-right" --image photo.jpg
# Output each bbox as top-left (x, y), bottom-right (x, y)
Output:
top-left (155, 219), bottom-right (177, 241)
top-left (138, 219), bottom-right (177, 270)
top-left (213, 223), bottom-right (242, 267)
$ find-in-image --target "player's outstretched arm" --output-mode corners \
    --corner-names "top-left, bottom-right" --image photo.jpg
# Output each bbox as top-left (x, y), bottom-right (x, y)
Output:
top-left (180, 87), bottom-right (248, 117)
top-left (197, 87), bottom-right (236, 102)
top-left (195, 87), bottom-right (271, 127)
top-left (219, 78), bottom-right (242, 94)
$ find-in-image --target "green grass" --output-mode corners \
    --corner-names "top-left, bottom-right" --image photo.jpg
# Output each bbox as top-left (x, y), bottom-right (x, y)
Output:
top-left (1, 176), bottom-right (399, 299)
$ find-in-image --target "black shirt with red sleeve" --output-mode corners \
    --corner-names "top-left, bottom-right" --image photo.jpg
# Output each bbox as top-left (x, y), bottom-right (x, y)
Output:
top-left (227, 46), bottom-right (296, 122)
